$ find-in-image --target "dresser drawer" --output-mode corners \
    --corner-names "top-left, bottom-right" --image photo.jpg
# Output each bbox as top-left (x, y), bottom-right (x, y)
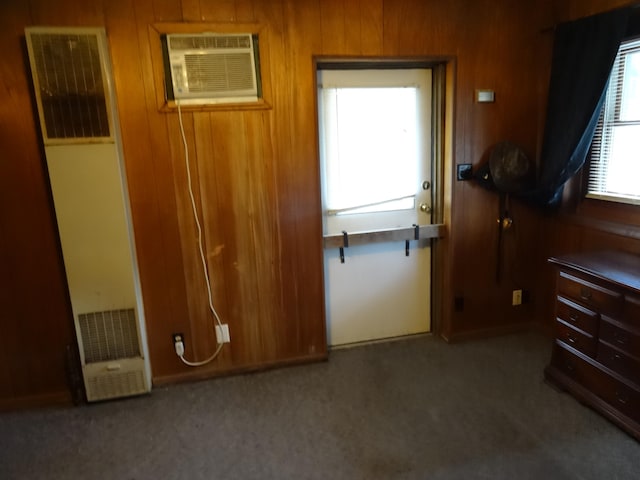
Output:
top-left (593, 368), bottom-right (640, 423)
top-left (558, 272), bottom-right (622, 316)
top-left (551, 343), bottom-right (640, 422)
top-left (622, 294), bottom-right (640, 329)
top-left (551, 343), bottom-right (614, 395)
top-left (604, 382), bottom-right (640, 421)
top-left (598, 341), bottom-right (640, 386)
top-left (556, 319), bottom-right (597, 357)
top-left (600, 318), bottom-right (640, 357)
top-left (548, 251), bottom-right (640, 439)
top-left (556, 296), bottom-right (598, 336)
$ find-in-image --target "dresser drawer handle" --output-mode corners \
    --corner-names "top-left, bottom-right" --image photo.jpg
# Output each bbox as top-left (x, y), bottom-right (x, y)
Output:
top-left (613, 331), bottom-right (628, 345)
top-left (566, 334), bottom-right (576, 344)
top-left (565, 363), bottom-right (575, 372)
top-left (616, 392), bottom-right (629, 405)
top-left (568, 313), bottom-right (579, 323)
top-left (612, 353), bottom-right (622, 362)
top-left (580, 288), bottom-right (592, 301)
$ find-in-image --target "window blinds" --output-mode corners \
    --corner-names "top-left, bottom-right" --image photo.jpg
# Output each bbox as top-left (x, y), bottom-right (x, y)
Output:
top-left (587, 38), bottom-right (640, 204)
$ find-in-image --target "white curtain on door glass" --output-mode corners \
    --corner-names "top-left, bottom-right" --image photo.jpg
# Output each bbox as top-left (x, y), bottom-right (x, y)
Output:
top-left (321, 87), bottom-right (419, 215)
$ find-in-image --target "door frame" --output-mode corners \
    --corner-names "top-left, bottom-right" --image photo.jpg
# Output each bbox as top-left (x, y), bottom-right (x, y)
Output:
top-left (312, 56), bottom-right (456, 341)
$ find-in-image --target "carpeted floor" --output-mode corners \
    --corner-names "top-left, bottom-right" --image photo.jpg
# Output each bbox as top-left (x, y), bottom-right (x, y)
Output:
top-left (1, 332), bottom-right (638, 479)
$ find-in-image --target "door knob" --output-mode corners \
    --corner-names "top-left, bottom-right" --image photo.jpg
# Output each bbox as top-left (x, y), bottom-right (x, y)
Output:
top-left (420, 203), bottom-right (432, 213)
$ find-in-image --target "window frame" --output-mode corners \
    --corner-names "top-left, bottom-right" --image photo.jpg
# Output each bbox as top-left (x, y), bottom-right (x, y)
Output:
top-left (586, 36), bottom-right (640, 205)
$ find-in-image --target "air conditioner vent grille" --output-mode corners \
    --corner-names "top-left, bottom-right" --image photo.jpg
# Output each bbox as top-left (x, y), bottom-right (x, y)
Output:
top-left (28, 32), bottom-right (110, 140)
top-left (78, 309), bottom-right (140, 363)
top-left (169, 34), bottom-right (251, 50)
top-left (185, 53), bottom-right (255, 93)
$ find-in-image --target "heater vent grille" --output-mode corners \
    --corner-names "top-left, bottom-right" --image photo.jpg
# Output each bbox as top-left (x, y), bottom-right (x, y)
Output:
top-left (27, 31), bottom-right (111, 141)
top-left (85, 369), bottom-right (147, 402)
top-left (78, 309), bottom-right (140, 363)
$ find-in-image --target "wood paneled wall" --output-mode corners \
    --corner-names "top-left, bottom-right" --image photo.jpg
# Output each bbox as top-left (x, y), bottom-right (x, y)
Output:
top-left (564, 0), bottom-right (635, 20)
top-left (1, 0), bottom-right (557, 408)
top-left (538, 0), bottom-right (640, 332)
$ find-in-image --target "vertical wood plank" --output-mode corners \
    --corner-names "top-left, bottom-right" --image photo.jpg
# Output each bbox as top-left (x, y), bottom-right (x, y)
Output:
top-left (235, 0), bottom-right (256, 22)
top-left (242, 110), bottom-right (283, 361)
top-left (283, 0), bottom-right (326, 355)
top-left (385, 0), bottom-right (418, 55)
top-left (192, 112), bottom-right (235, 367)
top-left (254, 0), bottom-right (303, 359)
top-left (567, 0), bottom-right (630, 20)
top-left (382, 0), bottom-right (398, 55)
top-left (254, 0), bottom-right (295, 357)
top-left (200, 0), bottom-right (236, 22)
top-left (181, 0), bottom-right (201, 21)
top-left (131, 0), bottom-right (194, 375)
top-left (152, 0), bottom-right (183, 21)
top-left (27, 0), bottom-right (104, 24)
top-left (165, 109), bottom-right (215, 362)
top-left (343, 0), bottom-right (362, 55)
top-left (361, 0), bottom-right (383, 55)
top-left (319, 0), bottom-right (345, 54)
top-left (190, 112), bottom-right (233, 365)
top-left (210, 111), bottom-right (264, 364)
top-left (0, 1), bottom-right (74, 403)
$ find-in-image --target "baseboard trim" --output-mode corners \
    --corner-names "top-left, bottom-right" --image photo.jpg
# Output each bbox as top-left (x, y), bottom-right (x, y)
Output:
top-left (329, 332), bottom-right (433, 350)
top-left (0, 390), bottom-right (73, 412)
top-left (441, 322), bottom-right (541, 343)
top-left (153, 352), bottom-right (329, 387)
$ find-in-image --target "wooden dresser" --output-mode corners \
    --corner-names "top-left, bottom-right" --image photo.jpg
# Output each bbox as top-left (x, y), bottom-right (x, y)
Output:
top-left (545, 250), bottom-right (640, 440)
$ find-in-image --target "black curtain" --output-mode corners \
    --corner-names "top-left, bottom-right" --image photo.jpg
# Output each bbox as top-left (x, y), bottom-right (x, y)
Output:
top-left (524, 7), bottom-right (631, 208)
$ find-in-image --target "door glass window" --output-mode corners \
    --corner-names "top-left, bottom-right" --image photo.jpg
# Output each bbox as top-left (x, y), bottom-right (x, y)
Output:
top-left (321, 86), bottom-right (418, 215)
top-left (318, 68), bottom-right (431, 235)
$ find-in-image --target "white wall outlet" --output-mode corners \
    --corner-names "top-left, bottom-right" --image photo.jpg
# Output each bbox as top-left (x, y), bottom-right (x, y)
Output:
top-left (512, 289), bottom-right (522, 306)
top-left (215, 324), bottom-right (231, 343)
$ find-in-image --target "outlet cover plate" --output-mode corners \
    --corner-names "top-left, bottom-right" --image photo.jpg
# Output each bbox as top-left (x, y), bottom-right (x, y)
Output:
top-left (512, 289), bottom-right (522, 306)
top-left (215, 324), bottom-right (231, 343)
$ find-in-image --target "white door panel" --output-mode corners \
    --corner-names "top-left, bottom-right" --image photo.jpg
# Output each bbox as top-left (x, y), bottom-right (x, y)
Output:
top-left (319, 67), bottom-right (433, 346)
top-left (324, 242), bottom-right (430, 346)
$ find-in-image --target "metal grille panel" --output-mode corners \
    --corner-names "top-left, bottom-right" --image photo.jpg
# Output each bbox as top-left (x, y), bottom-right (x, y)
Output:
top-left (185, 53), bottom-right (255, 93)
top-left (169, 34), bottom-right (251, 50)
top-left (78, 309), bottom-right (140, 363)
top-left (86, 370), bottom-right (146, 402)
top-left (29, 32), bottom-right (110, 139)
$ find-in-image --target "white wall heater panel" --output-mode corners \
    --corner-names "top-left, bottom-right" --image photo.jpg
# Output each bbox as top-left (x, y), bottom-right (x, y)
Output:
top-left (25, 26), bottom-right (151, 402)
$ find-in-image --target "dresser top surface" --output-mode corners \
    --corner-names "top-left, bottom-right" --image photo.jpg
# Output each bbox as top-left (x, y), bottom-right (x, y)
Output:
top-left (549, 250), bottom-right (640, 293)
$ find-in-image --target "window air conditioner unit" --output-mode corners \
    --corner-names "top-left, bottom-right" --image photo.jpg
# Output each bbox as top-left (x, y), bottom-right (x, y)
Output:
top-left (164, 33), bottom-right (260, 105)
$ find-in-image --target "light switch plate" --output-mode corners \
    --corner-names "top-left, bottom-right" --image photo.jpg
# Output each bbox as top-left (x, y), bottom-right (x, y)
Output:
top-left (476, 89), bottom-right (495, 103)
top-left (457, 163), bottom-right (473, 181)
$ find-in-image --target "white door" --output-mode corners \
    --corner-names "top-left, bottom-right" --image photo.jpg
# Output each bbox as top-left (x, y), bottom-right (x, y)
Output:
top-left (318, 68), bottom-right (433, 346)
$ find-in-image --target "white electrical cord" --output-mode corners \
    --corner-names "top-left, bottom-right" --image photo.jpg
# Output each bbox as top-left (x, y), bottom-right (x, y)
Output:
top-left (175, 99), bottom-right (225, 367)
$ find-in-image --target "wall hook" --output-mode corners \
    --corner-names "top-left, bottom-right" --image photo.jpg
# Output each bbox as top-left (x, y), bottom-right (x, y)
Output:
top-left (340, 230), bottom-right (349, 263)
